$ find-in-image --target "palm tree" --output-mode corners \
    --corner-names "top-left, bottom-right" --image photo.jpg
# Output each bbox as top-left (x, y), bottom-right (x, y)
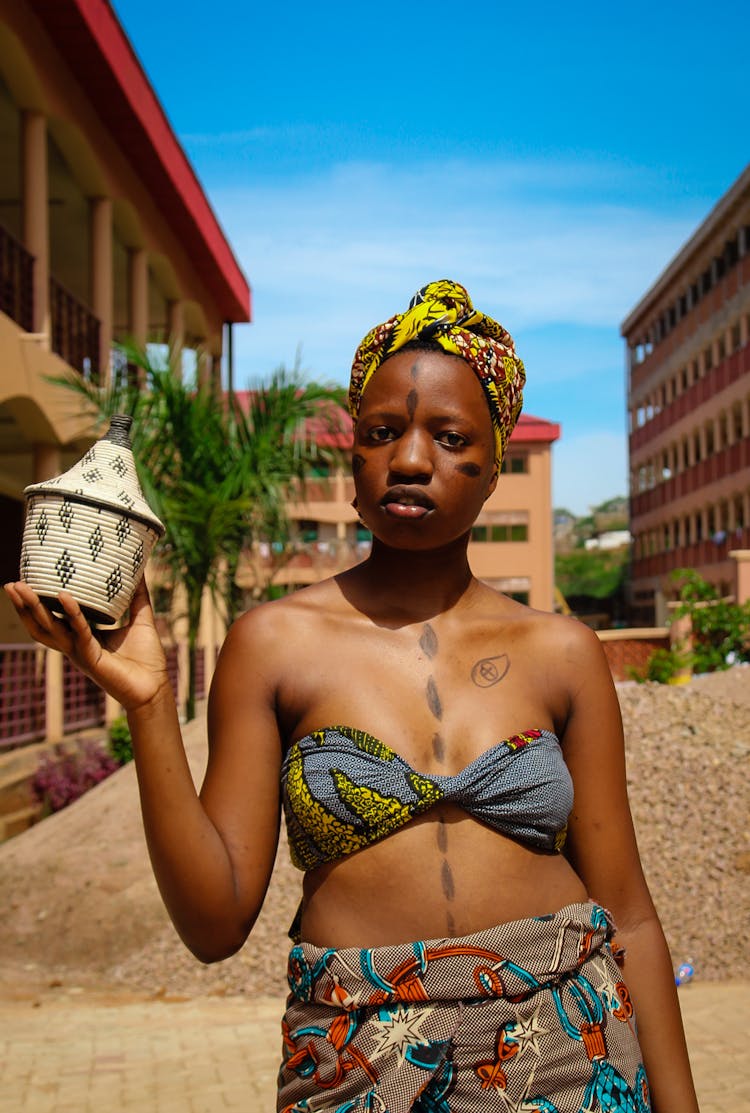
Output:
top-left (56, 343), bottom-right (346, 720)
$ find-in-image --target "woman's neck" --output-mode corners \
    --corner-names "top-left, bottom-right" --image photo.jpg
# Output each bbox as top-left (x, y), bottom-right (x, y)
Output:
top-left (341, 536), bottom-right (479, 624)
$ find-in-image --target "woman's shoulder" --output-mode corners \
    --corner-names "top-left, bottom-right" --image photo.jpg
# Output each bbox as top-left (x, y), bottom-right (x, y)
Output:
top-left (488, 590), bottom-right (605, 659)
top-left (223, 578), bottom-right (347, 655)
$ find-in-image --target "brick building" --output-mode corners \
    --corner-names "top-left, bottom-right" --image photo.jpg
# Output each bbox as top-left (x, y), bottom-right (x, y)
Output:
top-left (0, 0), bottom-right (250, 747)
top-left (622, 164), bottom-right (750, 624)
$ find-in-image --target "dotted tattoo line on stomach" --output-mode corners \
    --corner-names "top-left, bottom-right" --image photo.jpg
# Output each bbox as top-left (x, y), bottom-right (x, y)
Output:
top-left (437, 815), bottom-right (456, 934)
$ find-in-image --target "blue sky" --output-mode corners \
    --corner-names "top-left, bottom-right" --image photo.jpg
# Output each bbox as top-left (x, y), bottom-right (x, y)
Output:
top-left (114, 0), bottom-right (748, 514)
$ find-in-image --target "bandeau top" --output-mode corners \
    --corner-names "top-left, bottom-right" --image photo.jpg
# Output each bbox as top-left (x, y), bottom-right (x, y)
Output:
top-left (281, 725), bottom-right (573, 871)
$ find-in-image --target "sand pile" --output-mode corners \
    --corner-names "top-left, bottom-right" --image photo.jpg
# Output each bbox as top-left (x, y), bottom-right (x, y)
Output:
top-left (0, 668), bottom-right (747, 997)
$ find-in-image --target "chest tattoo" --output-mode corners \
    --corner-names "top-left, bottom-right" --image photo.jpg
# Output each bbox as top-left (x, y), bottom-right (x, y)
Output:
top-left (471, 653), bottom-right (510, 688)
top-left (419, 622), bottom-right (438, 659)
top-left (426, 676), bottom-right (443, 721)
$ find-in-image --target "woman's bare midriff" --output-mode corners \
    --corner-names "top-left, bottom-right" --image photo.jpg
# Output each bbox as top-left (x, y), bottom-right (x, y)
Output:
top-left (298, 804), bottom-right (589, 948)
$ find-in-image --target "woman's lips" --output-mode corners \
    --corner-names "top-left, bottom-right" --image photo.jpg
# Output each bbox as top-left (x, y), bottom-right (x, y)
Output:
top-left (383, 501), bottom-right (431, 519)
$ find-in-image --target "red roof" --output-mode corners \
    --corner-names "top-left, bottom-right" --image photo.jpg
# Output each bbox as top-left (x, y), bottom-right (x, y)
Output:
top-left (29, 0), bottom-right (251, 323)
top-left (229, 392), bottom-right (353, 451)
top-left (511, 413), bottom-right (561, 444)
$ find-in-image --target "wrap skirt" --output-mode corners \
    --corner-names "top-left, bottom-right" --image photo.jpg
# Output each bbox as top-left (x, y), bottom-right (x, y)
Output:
top-left (277, 902), bottom-right (650, 1112)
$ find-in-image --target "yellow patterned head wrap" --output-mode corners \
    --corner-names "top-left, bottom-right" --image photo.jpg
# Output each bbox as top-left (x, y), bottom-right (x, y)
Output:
top-left (349, 279), bottom-right (525, 467)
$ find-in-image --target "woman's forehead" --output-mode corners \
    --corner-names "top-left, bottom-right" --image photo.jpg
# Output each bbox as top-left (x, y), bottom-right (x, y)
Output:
top-left (359, 348), bottom-right (488, 413)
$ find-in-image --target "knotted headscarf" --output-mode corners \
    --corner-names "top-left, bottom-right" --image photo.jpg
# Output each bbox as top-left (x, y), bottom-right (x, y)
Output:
top-left (349, 279), bottom-right (525, 467)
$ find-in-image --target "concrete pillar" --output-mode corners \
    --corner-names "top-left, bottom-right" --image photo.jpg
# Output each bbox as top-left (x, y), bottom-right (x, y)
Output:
top-left (45, 650), bottom-right (63, 741)
top-left (196, 345), bottom-right (211, 388)
top-left (669, 611), bottom-right (693, 683)
top-left (128, 247), bottom-right (149, 346)
top-left (89, 197), bottom-right (113, 385)
top-left (729, 550), bottom-right (750, 606)
top-left (21, 111), bottom-right (49, 340)
top-left (33, 443), bottom-right (61, 482)
top-left (171, 581), bottom-right (189, 719)
top-left (168, 298), bottom-right (184, 377)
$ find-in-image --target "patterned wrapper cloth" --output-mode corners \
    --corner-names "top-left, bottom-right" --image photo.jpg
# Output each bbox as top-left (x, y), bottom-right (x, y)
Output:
top-left (349, 279), bottom-right (526, 469)
top-left (277, 902), bottom-right (650, 1113)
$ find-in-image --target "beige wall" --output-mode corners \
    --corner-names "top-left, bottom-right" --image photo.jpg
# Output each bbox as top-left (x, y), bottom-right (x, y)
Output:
top-left (471, 444), bottom-right (555, 611)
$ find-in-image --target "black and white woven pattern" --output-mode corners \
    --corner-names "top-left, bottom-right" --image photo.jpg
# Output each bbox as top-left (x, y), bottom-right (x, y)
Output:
top-left (21, 415), bottom-right (164, 625)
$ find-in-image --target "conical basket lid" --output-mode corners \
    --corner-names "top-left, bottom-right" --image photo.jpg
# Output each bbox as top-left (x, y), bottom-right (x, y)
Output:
top-left (24, 414), bottom-right (165, 536)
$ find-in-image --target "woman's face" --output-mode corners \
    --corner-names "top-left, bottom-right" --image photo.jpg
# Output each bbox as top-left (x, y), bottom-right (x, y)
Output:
top-left (352, 348), bottom-right (498, 550)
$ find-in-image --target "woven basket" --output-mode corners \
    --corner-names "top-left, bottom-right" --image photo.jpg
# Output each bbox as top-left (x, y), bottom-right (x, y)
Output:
top-left (20, 414), bottom-right (165, 625)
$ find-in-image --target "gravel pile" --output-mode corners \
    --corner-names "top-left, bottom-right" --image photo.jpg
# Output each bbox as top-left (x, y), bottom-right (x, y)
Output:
top-left (0, 667), bottom-right (747, 997)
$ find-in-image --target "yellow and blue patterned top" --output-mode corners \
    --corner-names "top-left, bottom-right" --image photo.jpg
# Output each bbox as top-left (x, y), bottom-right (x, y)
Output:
top-left (281, 726), bottom-right (572, 871)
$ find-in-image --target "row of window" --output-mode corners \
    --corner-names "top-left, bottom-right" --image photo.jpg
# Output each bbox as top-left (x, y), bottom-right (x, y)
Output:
top-left (500, 454), bottom-right (528, 474)
top-left (471, 524), bottom-right (529, 543)
top-left (631, 318), bottom-right (749, 429)
top-left (631, 396), bottom-right (750, 493)
top-left (632, 489), bottom-right (749, 558)
top-left (629, 226), bottom-right (749, 364)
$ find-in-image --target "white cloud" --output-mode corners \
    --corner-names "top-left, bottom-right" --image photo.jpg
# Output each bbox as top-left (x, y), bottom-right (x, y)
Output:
top-left (552, 431), bottom-right (628, 515)
top-left (214, 156), bottom-right (700, 387)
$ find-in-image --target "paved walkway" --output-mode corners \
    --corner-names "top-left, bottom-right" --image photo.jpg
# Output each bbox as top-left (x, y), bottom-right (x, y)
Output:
top-left (1, 982), bottom-right (747, 1111)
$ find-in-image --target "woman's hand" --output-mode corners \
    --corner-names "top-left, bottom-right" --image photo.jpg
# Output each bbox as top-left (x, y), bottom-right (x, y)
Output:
top-left (3, 578), bottom-right (170, 712)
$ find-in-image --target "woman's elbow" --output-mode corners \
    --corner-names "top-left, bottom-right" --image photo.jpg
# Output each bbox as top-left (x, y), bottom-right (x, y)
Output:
top-left (178, 916), bottom-right (256, 965)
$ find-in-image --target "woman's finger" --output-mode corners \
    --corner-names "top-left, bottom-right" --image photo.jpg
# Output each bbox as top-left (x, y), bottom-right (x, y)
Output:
top-left (4, 582), bottom-right (72, 648)
top-left (128, 576), bottom-right (153, 624)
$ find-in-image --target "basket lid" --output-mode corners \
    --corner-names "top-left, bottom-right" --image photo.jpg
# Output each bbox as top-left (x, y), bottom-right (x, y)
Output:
top-left (24, 414), bottom-right (165, 536)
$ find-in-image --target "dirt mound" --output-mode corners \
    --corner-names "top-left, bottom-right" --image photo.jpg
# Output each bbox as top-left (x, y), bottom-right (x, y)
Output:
top-left (1, 669), bottom-right (748, 996)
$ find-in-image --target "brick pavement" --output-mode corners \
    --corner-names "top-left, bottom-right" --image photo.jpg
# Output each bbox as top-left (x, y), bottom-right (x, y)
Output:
top-left (1, 982), bottom-right (747, 1111)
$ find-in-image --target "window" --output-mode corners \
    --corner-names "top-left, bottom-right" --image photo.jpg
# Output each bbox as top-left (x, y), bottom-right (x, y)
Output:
top-left (297, 520), bottom-right (318, 542)
top-left (509, 591), bottom-right (529, 605)
top-left (471, 524), bottom-right (528, 542)
top-left (500, 454), bottom-right (528, 474)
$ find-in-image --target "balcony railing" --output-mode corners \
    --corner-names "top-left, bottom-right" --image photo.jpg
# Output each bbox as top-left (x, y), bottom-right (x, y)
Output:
top-left (0, 645), bottom-right (46, 749)
top-left (0, 224), bottom-right (34, 332)
top-left (50, 276), bottom-right (100, 380)
top-left (62, 656), bottom-right (106, 733)
top-left (631, 524), bottom-right (750, 581)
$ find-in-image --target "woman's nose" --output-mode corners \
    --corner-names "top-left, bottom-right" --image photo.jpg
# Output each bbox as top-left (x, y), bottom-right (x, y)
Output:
top-left (388, 428), bottom-right (433, 479)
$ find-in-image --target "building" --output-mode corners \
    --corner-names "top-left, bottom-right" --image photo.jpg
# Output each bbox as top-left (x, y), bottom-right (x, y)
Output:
top-left (0, 0), bottom-right (250, 747)
top-left (239, 411), bottom-right (561, 614)
top-left (622, 164), bottom-right (750, 625)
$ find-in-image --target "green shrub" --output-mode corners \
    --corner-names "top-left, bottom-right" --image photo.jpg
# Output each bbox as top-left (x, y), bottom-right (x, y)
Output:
top-left (670, 569), bottom-right (750, 673)
top-left (627, 646), bottom-right (687, 684)
top-left (108, 715), bottom-right (133, 765)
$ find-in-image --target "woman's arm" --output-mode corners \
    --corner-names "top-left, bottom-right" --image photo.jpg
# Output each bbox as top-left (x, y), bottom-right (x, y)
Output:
top-left (3, 580), bottom-right (282, 964)
top-left (555, 619), bottom-right (698, 1113)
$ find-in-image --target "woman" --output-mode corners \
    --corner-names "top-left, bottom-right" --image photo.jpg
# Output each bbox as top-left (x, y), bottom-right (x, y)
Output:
top-left (5, 281), bottom-right (698, 1112)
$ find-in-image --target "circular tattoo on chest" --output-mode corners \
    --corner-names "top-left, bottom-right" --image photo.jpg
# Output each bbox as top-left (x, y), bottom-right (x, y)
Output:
top-left (471, 653), bottom-right (510, 688)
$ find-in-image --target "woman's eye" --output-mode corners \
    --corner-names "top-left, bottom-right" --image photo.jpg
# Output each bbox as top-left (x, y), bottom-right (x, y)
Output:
top-left (367, 426), bottom-right (396, 443)
top-left (437, 431), bottom-right (468, 448)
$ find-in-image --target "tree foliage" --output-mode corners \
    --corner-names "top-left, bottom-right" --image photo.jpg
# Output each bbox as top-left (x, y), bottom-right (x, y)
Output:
top-left (670, 568), bottom-right (750, 673)
top-left (555, 548), bottom-right (628, 602)
top-left (55, 343), bottom-right (346, 719)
